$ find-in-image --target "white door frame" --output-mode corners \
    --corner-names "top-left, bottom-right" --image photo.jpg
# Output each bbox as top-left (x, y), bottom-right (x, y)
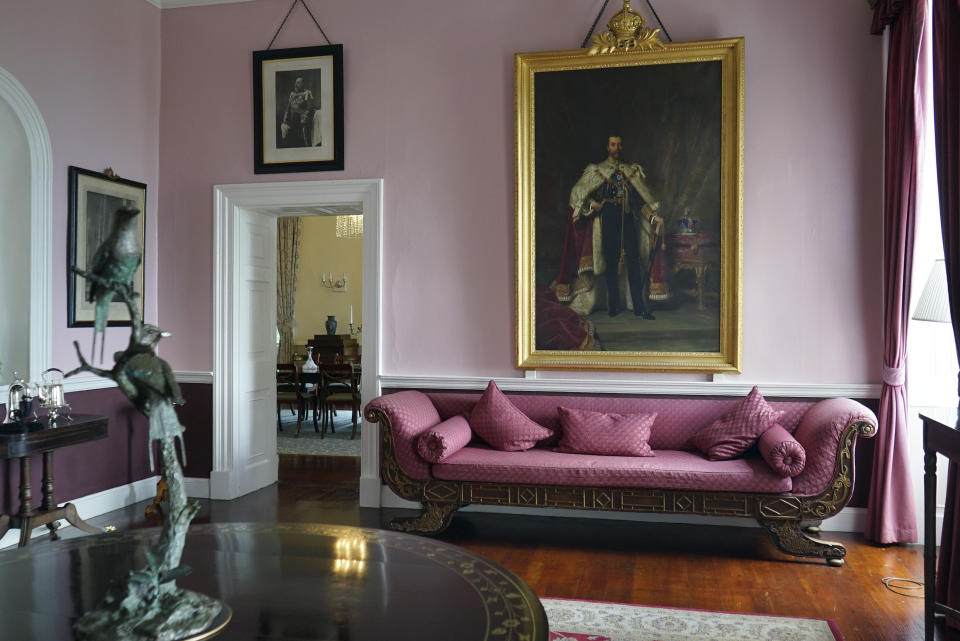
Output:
top-left (212, 179), bottom-right (383, 503)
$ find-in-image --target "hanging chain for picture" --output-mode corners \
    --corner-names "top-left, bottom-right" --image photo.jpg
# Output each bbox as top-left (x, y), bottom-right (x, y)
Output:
top-left (644, 0), bottom-right (672, 42)
top-left (581, 0), bottom-right (612, 48)
top-left (267, 0), bottom-right (331, 50)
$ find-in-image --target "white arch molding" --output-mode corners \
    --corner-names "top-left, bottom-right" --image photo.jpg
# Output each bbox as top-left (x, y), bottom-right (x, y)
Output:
top-left (0, 66), bottom-right (52, 384)
top-left (212, 179), bottom-right (383, 505)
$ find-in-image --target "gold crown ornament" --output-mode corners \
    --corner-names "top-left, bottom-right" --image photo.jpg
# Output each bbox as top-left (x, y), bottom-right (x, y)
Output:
top-left (587, 0), bottom-right (665, 55)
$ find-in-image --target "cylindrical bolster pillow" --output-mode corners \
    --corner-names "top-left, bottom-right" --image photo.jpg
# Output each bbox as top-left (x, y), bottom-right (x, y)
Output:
top-left (417, 415), bottom-right (474, 463)
top-left (758, 423), bottom-right (807, 477)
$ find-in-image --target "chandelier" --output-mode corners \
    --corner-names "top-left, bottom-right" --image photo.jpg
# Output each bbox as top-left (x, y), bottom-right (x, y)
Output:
top-left (335, 215), bottom-right (363, 238)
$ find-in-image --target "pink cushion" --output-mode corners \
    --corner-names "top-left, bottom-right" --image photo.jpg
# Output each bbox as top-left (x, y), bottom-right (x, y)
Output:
top-left (469, 381), bottom-right (554, 451)
top-left (757, 423), bottom-right (806, 477)
top-left (555, 407), bottom-right (655, 457)
top-left (689, 386), bottom-right (783, 460)
top-left (432, 446), bottom-right (793, 493)
top-left (417, 416), bottom-right (473, 463)
top-left (427, 392), bottom-right (813, 451)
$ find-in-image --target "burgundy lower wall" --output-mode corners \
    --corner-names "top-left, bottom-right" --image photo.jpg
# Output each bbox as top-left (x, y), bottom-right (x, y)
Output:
top-left (1, 387), bottom-right (148, 514)
top-left (0, 383), bottom-right (214, 515)
top-left (849, 397), bottom-right (879, 509)
top-left (178, 382), bottom-right (213, 478)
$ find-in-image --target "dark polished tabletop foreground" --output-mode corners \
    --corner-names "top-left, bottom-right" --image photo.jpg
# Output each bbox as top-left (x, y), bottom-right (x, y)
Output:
top-left (0, 522), bottom-right (547, 641)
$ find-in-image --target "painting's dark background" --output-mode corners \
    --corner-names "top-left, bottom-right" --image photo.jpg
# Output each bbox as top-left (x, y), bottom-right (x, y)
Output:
top-left (534, 60), bottom-right (723, 287)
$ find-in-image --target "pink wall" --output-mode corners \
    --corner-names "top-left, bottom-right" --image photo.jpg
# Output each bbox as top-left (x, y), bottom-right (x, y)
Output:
top-left (158, 0), bottom-right (883, 385)
top-left (0, 0), bottom-right (161, 505)
top-left (0, 0), bottom-right (161, 374)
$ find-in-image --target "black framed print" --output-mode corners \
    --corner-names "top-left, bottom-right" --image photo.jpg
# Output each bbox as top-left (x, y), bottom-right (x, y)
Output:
top-left (253, 44), bottom-right (344, 173)
top-left (67, 166), bottom-right (146, 328)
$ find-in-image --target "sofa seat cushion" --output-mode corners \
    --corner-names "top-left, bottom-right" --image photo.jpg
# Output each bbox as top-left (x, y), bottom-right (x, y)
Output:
top-left (431, 447), bottom-right (792, 493)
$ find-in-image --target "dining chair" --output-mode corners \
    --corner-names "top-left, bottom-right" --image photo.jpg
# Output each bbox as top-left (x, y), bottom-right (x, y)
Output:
top-left (318, 363), bottom-right (361, 439)
top-left (276, 363), bottom-right (318, 437)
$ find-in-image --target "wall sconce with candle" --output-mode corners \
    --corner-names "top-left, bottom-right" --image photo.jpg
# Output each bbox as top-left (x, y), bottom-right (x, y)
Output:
top-left (321, 271), bottom-right (347, 292)
top-left (348, 304), bottom-right (361, 338)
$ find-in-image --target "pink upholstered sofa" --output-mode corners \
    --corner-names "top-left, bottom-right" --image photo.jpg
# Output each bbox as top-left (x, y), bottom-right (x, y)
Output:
top-left (364, 388), bottom-right (878, 565)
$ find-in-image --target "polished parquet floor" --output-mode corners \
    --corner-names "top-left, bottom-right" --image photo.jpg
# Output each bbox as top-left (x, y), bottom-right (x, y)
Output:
top-left (62, 455), bottom-right (955, 641)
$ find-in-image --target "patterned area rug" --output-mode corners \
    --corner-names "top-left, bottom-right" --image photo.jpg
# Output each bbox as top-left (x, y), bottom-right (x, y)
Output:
top-left (276, 412), bottom-right (361, 457)
top-left (541, 598), bottom-right (842, 641)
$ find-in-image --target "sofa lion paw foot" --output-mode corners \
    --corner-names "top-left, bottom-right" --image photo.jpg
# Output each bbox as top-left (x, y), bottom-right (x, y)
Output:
top-left (388, 501), bottom-right (462, 535)
top-left (757, 517), bottom-right (846, 566)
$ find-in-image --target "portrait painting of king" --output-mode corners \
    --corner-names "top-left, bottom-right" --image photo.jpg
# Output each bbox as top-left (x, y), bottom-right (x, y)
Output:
top-left (516, 35), bottom-right (743, 372)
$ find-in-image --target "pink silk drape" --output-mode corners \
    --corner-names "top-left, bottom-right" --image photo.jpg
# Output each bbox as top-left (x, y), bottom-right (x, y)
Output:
top-left (866, 0), bottom-right (924, 544)
top-left (933, 0), bottom-right (960, 625)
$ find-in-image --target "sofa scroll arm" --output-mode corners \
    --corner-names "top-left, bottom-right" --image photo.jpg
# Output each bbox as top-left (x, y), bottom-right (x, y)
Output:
top-left (753, 401), bottom-right (877, 567)
top-left (365, 406), bottom-right (466, 535)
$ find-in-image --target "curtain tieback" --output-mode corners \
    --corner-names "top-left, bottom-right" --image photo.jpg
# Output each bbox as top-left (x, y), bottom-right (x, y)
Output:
top-left (882, 363), bottom-right (905, 387)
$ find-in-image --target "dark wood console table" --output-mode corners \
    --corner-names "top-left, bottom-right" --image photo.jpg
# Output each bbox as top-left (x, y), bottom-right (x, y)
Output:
top-left (0, 414), bottom-right (107, 547)
top-left (0, 522), bottom-right (547, 641)
top-left (921, 409), bottom-right (960, 641)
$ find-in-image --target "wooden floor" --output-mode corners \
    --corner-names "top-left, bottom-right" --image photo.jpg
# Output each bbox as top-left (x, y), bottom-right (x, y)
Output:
top-left (62, 455), bottom-right (956, 641)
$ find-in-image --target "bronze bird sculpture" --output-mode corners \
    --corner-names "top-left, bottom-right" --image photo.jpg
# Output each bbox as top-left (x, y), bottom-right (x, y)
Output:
top-left (112, 324), bottom-right (186, 472)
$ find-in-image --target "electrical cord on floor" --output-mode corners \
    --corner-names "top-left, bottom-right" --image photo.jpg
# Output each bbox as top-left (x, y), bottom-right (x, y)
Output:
top-left (882, 576), bottom-right (925, 598)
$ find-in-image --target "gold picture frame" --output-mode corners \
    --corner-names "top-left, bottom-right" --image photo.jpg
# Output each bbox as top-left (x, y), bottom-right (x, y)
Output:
top-left (515, 7), bottom-right (743, 373)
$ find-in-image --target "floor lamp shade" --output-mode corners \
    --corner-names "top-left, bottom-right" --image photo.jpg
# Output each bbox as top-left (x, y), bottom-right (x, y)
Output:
top-left (914, 259), bottom-right (952, 323)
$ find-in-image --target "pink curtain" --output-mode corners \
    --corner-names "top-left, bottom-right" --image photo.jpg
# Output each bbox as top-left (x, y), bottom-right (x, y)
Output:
top-left (933, 0), bottom-right (960, 625)
top-left (866, 0), bottom-right (924, 544)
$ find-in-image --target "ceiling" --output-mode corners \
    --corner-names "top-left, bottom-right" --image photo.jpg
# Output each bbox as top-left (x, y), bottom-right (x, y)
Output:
top-left (269, 203), bottom-right (363, 217)
top-left (145, 0), bottom-right (253, 9)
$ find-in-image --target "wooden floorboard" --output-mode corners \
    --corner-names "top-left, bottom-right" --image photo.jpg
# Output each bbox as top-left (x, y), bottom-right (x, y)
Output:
top-left (47, 455), bottom-right (959, 641)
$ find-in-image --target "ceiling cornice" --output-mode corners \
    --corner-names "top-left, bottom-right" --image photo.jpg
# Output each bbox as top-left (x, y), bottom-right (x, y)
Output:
top-left (145, 0), bottom-right (254, 9)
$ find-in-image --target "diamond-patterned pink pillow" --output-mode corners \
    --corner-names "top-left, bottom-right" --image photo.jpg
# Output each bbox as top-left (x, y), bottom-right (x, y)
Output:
top-left (689, 386), bottom-right (783, 460)
top-left (469, 380), bottom-right (554, 451)
top-left (416, 415), bottom-right (474, 463)
top-left (758, 423), bottom-right (806, 477)
top-left (555, 407), bottom-right (656, 457)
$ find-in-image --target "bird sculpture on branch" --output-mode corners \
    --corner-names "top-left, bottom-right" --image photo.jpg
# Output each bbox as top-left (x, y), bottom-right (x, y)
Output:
top-left (72, 206), bottom-right (142, 362)
top-left (66, 205), bottom-right (222, 641)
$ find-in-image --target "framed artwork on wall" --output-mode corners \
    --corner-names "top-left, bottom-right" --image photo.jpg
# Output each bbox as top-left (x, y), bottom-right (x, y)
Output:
top-left (253, 44), bottom-right (344, 174)
top-left (67, 166), bottom-right (146, 328)
top-left (515, 4), bottom-right (744, 372)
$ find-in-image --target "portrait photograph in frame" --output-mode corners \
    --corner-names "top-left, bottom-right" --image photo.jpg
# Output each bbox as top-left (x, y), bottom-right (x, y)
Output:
top-left (253, 44), bottom-right (344, 174)
top-left (516, 18), bottom-right (743, 373)
top-left (67, 166), bottom-right (146, 328)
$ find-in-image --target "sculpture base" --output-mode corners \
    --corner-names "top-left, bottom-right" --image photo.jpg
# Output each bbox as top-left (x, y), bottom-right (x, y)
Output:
top-left (73, 587), bottom-right (230, 641)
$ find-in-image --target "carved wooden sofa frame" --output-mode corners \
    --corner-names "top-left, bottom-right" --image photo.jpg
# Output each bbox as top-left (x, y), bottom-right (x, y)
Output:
top-left (365, 403), bottom-right (877, 566)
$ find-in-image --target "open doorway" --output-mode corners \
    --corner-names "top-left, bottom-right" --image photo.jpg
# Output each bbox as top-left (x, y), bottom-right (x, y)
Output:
top-left (277, 208), bottom-right (364, 457)
top-left (211, 179), bottom-right (382, 505)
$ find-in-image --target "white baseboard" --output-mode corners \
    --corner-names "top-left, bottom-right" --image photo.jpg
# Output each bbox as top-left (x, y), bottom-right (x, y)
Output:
top-left (209, 470), bottom-right (233, 500)
top-left (360, 475), bottom-right (382, 507)
top-left (174, 371), bottom-right (213, 384)
top-left (0, 475), bottom-right (160, 549)
top-left (378, 486), bottom-right (873, 535)
top-left (184, 476), bottom-right (210, 499)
